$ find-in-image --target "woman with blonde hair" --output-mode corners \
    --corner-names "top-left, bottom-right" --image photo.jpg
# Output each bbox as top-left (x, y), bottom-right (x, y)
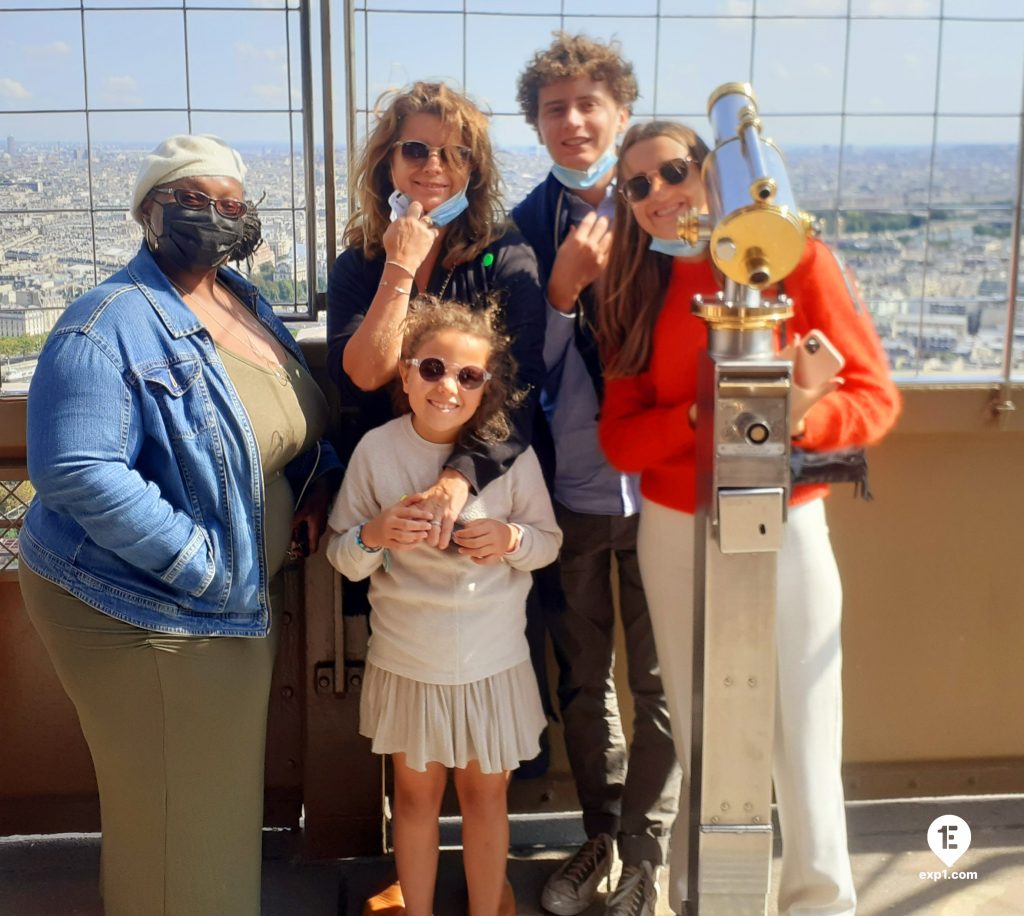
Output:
top-left (328, 81), bottom-right (547, 548)
top-left (327, 79), bottom-right (547, 916)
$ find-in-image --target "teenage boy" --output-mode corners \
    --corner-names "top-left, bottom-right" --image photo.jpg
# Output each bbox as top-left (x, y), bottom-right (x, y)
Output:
top-left (513, 33), bottom-right (681, 916)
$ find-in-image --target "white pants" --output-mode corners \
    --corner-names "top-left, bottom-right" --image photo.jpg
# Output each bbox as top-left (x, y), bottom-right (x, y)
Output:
top-left (638, 498), bottom-right (856, 916)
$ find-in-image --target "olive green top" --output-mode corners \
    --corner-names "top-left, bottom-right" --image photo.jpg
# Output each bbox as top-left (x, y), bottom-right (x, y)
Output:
top-left (217, 345), bottom-right (329, 578)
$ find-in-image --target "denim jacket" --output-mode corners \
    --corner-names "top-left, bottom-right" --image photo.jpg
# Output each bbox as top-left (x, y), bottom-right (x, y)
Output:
top-left (21, 244), bottom-right (341, 637)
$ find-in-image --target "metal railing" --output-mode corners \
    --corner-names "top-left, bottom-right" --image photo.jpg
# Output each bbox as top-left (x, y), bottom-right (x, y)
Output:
top-left (0, 1), bottom-right (313, 320)
top-left (1, 0), bottom-right (1023, 383)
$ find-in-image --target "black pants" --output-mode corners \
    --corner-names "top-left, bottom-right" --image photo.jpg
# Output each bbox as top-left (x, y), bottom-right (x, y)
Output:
top-left (548, 503), bottom-right (681, 866)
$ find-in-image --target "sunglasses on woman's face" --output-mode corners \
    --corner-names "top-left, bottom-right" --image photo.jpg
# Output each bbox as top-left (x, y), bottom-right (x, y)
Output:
top-left (620, 158), bottom-right (694, 203)
top-left (151, 186), bottom-right (248, 220)
top-left (392, 140), bottom-right (473, 169)
top-left (406, 356), bottom-right (491, 391)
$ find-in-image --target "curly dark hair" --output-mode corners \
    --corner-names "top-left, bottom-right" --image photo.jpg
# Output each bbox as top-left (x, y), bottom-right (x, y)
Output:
top-left (394, 294), bottom-right (523, 448)
top-left (231, 191), bottom-right (265, 267)
top-left (517, 32), bottom-right (638, 130)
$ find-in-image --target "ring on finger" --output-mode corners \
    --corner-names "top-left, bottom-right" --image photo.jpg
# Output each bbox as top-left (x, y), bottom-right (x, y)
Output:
top-left (429, 519), bottom-right (442, 527)
top-left (421, 215), bottom-right (434, 228)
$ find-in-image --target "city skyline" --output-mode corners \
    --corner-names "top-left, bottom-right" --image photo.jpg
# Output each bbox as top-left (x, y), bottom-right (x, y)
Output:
top-left (2, 140), bottom-right (1021, 384)
top-left (2, 1), bottom-right (1022, 387)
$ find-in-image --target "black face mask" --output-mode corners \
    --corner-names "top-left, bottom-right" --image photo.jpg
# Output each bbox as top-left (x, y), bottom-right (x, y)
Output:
top-left (151, 203), bottom-right (247, 271)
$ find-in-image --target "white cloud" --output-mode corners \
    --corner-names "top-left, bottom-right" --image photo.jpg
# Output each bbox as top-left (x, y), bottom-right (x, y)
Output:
top-left (27, 40), bottom-right (72, 57)
top-left (251, 83), bottom-right (287, 102)
top-left (100, 75), bottom-right (143, 106)
top-left (0, 77), bottom-right (31, 100)
top-left (236, 42), bottom-right (285, 65)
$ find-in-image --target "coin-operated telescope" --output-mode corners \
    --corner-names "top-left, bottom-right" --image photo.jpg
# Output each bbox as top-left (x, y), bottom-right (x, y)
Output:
top-left (681, 83), bottom-right (814, 915)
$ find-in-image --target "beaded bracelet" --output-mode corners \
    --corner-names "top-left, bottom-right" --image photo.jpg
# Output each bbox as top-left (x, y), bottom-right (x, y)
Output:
top-left (356, 523), bottom-right (382, 553)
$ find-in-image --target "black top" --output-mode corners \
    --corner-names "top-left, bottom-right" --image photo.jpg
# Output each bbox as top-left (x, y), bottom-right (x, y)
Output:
top-left (512, 172), bottom-right (604, 403)
top-left (326, 224), bottom-right (547, 493)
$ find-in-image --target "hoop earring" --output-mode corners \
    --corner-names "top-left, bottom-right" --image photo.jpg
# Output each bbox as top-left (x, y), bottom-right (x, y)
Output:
top-left (144, 222), bottom-right (159, 252)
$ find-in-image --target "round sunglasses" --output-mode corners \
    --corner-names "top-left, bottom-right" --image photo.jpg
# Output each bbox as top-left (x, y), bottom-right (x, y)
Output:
top-left (392, 140), bottom-right (473, 169)
top-left (620, 158), bottom-right (695, 203)
top-left (150, 186), bottom-right (248, 220)
top-left (406, 356), bottom-right (491, 390)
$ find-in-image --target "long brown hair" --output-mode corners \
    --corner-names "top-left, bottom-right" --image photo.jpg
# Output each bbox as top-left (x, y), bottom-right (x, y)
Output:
top-left (342, 81), bottom-right (503, 269)
top-left (597, 120), bottom-right (711, 378)
top-left (396, 295), bottom-right (524, 448)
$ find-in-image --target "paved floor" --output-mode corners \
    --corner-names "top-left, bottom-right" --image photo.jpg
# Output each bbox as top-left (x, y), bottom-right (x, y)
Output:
top-left (1, 795), bottom-right (1021, 915)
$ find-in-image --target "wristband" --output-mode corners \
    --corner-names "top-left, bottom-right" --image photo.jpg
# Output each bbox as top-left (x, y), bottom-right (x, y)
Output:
top-left (385, 259), bottom-right (414, 277)
top-left (379, 278), bottom-right (411, 296)
top-left (356, 523), bottom-right (382, 553)
top-left (505, 523), bottom-right (524, 555)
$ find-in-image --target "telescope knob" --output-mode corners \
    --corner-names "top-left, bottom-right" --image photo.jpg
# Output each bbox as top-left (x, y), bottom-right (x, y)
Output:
top-left (799, 211), bottom-right (820, 237)
top-left (677, 207), bottom-right (705, 245)
top-left (750, 177), bottom-right (777, 203)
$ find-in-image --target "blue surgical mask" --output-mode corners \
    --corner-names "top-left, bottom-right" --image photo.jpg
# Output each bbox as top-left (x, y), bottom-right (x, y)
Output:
top-left (649, 236), bottom-right (709, 258)
top-left (425, 183), bottom-right (469, 226)
top-left (388, 185), bottom-right (470, 227)
top-left (550, 145), bottom-right (618, 191)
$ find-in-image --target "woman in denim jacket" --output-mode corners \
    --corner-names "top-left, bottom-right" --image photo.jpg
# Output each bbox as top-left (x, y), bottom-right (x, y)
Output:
top-left (18, 135), bottom-right (341, 916)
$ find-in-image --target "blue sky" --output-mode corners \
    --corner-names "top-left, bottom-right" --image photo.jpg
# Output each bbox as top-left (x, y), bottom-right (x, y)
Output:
top-left (1, 0), bottom-right (1022, 149)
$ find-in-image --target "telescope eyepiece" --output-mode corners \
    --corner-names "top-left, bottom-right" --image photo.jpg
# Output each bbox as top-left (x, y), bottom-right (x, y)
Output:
top-left (744, 247), bottom-right (771, 288)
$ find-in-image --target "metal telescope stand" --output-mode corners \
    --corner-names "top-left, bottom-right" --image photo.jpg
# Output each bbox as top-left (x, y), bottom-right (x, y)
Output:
top-left (680, 82), bottom-right (813, 915)
top-left (688, 283), bottom-right (793, 915)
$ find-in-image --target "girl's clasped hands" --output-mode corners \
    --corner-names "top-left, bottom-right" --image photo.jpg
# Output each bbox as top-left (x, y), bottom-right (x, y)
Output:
top-left (360, 494), bottom-right (519, 565)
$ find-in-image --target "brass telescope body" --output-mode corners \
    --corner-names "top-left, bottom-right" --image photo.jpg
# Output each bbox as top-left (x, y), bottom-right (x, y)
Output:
top-left (679, 82), bottom-right (814, 293)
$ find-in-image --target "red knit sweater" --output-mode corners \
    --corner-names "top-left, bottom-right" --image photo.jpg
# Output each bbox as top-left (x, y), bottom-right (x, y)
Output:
top-left (598, 238), bottom-right (902, 515)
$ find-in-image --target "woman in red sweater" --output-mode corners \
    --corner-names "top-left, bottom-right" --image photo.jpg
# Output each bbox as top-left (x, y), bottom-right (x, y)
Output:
top-left (597, 120), bottom-right (900, 916)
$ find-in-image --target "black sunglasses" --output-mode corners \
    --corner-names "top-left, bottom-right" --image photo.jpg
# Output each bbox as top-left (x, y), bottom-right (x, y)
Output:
top-left (151, 186), bottom-right (248, 220)
top-left (620, 158), bottom-right (694, 203)
top-left (392, 140), bottom-right (472, 169)
top-left (407, 356), bottom-right (491, 391)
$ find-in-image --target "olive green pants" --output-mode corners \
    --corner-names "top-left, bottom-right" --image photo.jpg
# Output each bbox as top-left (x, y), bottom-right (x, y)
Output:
top-left (19, 564), bottom-right (280, 916)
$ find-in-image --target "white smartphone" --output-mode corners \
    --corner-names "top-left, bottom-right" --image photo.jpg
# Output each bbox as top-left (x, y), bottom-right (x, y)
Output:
top-left (794, 329), bottom-right (845, 388)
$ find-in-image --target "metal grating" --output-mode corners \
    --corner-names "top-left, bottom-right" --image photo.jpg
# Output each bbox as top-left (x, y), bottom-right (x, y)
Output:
top-left (0, 478), bottom-right (33, 572)
top-left (1, 1), bottom-right (1022, 379)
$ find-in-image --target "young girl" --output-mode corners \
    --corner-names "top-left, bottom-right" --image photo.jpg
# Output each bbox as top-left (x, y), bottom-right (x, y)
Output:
top-left (597, 121), bottom-right (901, 916)
top-left (325, 297), bottom-right (562, 916)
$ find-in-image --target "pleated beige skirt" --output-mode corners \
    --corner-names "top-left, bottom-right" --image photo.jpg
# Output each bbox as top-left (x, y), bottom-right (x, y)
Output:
top-left (359, 659), bottom-right (546, 774)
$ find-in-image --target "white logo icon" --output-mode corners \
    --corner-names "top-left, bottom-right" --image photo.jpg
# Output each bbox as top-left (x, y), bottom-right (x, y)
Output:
top-left (927, 815), bottom-right (971, 868)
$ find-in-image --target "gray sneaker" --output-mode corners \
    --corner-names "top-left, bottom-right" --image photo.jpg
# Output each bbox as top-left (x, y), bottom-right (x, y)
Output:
top-left (604, 860), bottom-right (659, 916)
top-left (541, 833), bottom-right (615, 915)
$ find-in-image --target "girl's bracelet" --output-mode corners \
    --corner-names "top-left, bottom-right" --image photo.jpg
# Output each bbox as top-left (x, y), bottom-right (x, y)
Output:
top-left (385, 259), bottom-right (415, 278)
top-left (505, 523), bottom-right (524, 555)
top-left (356, 523), bottom-right (382, 553)
top-left (378, 278), bottom-right (411, 297)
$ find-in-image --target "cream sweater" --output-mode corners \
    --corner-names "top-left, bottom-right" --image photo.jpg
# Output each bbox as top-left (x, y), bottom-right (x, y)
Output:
top-left (326, 415), bottom-right (562, 685)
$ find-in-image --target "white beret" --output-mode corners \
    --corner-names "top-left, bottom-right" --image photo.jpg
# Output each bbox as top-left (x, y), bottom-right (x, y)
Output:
top-left (131, 134), bottom-right (247, 224)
